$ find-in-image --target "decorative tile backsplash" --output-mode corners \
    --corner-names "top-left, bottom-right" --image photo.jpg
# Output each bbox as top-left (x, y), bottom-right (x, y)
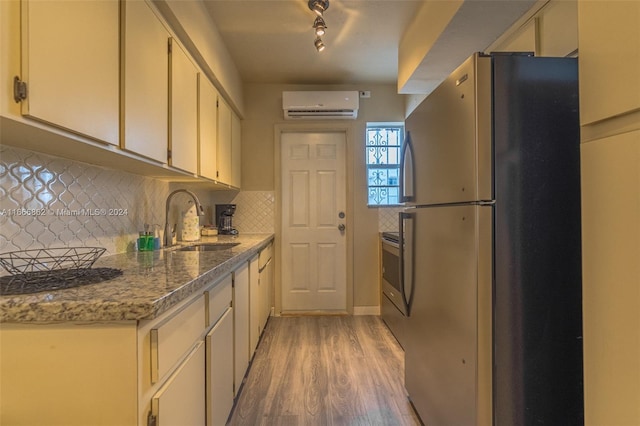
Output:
top-left (1, 145), bottom-right (392, 260)
top-left (229, 191), bottom-right (275, 234)
top-left (0, 146), bottom-right (170, 255)
top-left (0, 146), bottom-right (276, 259)
top-left (378, 206), bottom-right (403, 232)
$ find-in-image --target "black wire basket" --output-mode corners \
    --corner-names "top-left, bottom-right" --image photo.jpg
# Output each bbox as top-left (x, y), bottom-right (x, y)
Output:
top-left (0, 247), bottom-right (107, 285)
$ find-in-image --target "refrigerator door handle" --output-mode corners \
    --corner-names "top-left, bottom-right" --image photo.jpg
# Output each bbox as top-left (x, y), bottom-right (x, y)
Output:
top-left (399, 211), bottom-right (415, 316)
top-left (399, 131), bottom-right (415, 203)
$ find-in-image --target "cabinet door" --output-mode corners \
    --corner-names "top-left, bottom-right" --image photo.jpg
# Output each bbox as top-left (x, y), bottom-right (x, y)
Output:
top-left (206, 308), bottom-right (234, 426)
top-left (123, 0), bottom-right (168, 163)
top-left (199, 76), bottom-right (218, 181)
top-left (150, 296), bottom-right (205, 384)
top-left (259, 243), bottom-right (273, 331)
top-left (578, 1), bottom-right (640, 125)
top-left (206, 274), bottom-right (232, 327)
top-left (170, 38), bottom-right (198, 174)
top-left (21, 0), bottom-right (119, 145)
top-left (233, 262), bottom-right (250, 396)
top-left (150, 341), bottom-right (206, 426)
top-left (231, 112), bottom-right (242, 188)
top-left (260, 256), bottom-right (272, 331)
top-left (248, 255), bottom-right (260, 354)
top-left (217, 97), bottom-right (232, 185)
top-left (581, 130), bottom-right (640, 426)
top-left (0, 322), bottom-right (137, 426)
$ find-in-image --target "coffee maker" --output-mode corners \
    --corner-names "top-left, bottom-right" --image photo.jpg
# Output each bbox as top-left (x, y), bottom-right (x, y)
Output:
top-left (215, 204), bottom-right (238, 235)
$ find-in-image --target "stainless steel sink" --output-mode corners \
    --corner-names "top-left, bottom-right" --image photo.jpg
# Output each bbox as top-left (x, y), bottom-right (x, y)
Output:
top-left (177, 242), bottom-right (240, 252)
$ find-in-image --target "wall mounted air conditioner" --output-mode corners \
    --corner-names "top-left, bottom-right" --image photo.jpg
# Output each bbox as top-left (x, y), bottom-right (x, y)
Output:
top-left (282, 91), bottom-right (359, 120)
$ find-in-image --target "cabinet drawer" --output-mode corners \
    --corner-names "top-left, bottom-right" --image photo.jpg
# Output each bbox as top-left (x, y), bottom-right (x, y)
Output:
top-left (150, 340), bottom-right (206, 426)
top-left (205, 275), bottom-right (232, 327)
top-left (150, 296), bottom-right (205, 384)
top-left (259, 242), bottom-right (273, 270)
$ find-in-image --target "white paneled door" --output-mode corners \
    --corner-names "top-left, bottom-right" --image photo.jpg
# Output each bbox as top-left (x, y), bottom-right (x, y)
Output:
top-left (281, 132), bottom-right (347, 312)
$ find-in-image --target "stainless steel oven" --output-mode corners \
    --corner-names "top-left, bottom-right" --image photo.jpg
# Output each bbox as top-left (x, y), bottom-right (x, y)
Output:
top-left (381, 231), bottom-right (406, 347)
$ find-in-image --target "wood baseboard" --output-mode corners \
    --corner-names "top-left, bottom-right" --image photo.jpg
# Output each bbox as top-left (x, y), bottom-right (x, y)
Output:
top-left (353, 305), bottom-right (380, 315)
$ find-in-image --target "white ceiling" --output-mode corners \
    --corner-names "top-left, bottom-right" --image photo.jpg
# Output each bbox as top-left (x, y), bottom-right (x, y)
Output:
top-left (202, 0), bottom-right (539, 91)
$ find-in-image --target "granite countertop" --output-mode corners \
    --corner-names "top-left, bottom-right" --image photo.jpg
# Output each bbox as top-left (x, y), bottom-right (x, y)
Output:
top-left (0, 234), bottom-right (274, 323)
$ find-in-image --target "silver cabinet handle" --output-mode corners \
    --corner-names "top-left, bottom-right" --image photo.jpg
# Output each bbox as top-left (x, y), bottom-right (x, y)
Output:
top-left (338, 224), bottom-right (346, 231)
top-left (399, 211), bottom-right (414, 316)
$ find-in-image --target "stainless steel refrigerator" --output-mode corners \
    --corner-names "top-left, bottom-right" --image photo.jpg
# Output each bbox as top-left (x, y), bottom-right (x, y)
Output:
top-left (399, 53), bottom-right (583, 425)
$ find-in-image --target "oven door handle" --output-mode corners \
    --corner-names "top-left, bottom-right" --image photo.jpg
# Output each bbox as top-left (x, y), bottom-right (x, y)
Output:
top-left (399, 211), bottom-right (415, 316)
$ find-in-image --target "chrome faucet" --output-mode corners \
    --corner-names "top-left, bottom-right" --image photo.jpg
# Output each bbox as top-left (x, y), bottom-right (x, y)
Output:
top-left (164, 189), bottom-right (205, 247)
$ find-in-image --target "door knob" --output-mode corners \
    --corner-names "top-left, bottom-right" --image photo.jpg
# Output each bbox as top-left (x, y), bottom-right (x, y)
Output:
top-left (338, 224), bottom-right (346, 232)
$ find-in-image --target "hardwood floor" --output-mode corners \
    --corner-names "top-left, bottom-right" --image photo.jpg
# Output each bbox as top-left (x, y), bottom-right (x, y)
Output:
top-left (228, 315), bottom-right (421, 426)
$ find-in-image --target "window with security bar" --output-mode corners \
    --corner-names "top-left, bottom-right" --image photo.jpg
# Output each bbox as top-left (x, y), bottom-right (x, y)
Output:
top-left (366, 123), bottom-right (404, 206)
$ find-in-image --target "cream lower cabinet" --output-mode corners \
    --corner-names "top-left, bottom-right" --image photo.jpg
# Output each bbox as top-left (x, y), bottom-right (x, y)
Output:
top-left (150, 341), bottom-right (206, 426)
top-left (249, 255), bottom-right (260, 354)
top-left (250, 246), bottom-right (273, 354)
top-left (0, 273), bottom-right (241, 426)
top-left (205, 275), bottom-right (234, 426)
top-left (206, 308), bottom-right (234, 426)
top-left (0, 322), bottom-right (138, 426)
top-left (259, 242), bottom-right (274, 332)
top-left (233, 261), bottom-right (250, 396)
top-left (139, 292), bottom-right (206, 426)
top-left (144, 274), bottom-right (235, 426)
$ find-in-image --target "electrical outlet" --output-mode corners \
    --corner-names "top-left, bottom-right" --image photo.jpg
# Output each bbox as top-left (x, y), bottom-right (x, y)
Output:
top-left (359, 90), bottom-right (371, 98)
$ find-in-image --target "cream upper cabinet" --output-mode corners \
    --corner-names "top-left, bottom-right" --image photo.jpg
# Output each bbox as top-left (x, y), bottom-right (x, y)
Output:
top-left (169, 38), bottom-right (198, 174)
top-left (216, 97), bottom-right (241, 188)
top-left (217, 97), bottom-right (233, 185)
top-left (19, 0), bottom-right (119, 145)
top-left (231, 111), bottom-right (242, 188)
top-left (578, 1), bottom-right (640, 125)
top-left (199, 76), bottom-right (219, 181)
top-left (122, 0), bottom-right (169, 163)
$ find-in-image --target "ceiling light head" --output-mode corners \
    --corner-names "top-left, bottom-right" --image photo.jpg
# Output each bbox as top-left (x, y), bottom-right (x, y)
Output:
top-left (314, 37), bottom-right (326, 52)
top-left (308, 0), bottom-right (329, 16)
top-left (313, 17), bottom-right (327, 37)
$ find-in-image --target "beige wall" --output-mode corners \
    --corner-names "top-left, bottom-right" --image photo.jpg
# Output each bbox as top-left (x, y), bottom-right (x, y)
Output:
top-left (242, 83), bottom-right (405, 310)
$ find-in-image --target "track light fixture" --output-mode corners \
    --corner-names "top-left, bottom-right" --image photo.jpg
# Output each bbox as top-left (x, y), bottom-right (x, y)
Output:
top-left (308, 0), bottom-right (329, 52)
top-left (308, 0), bottom-right (329, 16)
top-left (314, 37), bottom-right (325, 52)
top-left (313, 17), bottom-right (327, 37)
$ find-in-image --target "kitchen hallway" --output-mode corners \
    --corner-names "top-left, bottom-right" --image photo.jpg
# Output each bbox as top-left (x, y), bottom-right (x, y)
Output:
top-left (228, 316), bottom-right (421, 426)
